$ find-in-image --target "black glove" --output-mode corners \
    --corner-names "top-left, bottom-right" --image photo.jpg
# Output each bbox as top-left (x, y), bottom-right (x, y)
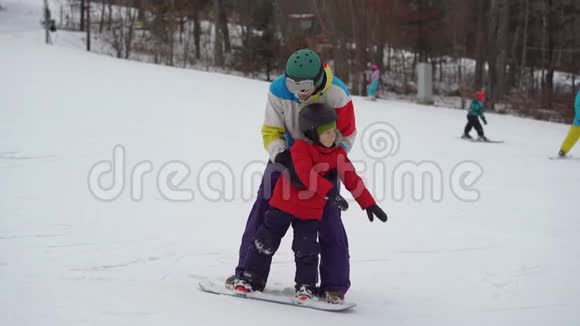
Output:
top-left (366, 204), bottom-right (388, 222)
top-left (481, 116), bottom-right (488, 125)
top-left (326, 189), bottom-right (349, 211)
top-left (275, 150), bottom-right (304, 188)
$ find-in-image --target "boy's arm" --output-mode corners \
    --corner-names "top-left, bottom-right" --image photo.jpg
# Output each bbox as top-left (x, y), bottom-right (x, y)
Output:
top-left (336, 149), bottom-right (376, 209)
top-left (291, 142), bottom-right (334, 198)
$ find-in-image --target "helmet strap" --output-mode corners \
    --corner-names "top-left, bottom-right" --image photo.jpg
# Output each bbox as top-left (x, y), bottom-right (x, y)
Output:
top-left (313, 64), bottom-right (325, 87)
top-left (313, 69), bottom-right (327, 95)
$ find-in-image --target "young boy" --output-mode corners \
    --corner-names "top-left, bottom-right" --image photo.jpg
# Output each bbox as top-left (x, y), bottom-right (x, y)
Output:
top-left (233, 103), bottom-right (388, 304)
top-left (463, 91), bottom-right (489, 141)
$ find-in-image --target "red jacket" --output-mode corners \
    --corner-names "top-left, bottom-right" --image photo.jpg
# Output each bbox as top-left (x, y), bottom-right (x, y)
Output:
top-left (269, 140), bottom-right (376, 220)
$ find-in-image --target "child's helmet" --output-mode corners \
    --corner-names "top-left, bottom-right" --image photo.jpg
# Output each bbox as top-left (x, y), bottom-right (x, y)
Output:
top-left (299, 103), bottom-right (338, 143)
top-left (475, 91), bottom-right (486, 101)
top-left (372, 64), bottom-right (379, 70)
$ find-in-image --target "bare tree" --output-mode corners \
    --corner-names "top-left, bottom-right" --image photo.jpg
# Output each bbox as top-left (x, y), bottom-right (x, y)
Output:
top-left (313, 0), bottom-right (352, 84)
top-left (471, 0), bottom-right (487, 91)
top-left (494, 0), bottom-right (511, 102)
top-left (98, 0), bottom-right (107, 33)
top-left (80, 0), bottom-right (85, 31)
top-left (213, 0), bottom-right (224, 66)
top-left (86, 0), bottom-right (91, 51)
top-left (486, 0), bottom-right (499, 109)
top-left (107, 5), bottom-right (138, 59)
top-left (542, 0), bottom-right (555, 109)
top-left (349, 0), bottom-right (368, 96)
top-left (519, 0), bottom-right (530, 90)
top-left (192, 8), bottom-right (201, 60)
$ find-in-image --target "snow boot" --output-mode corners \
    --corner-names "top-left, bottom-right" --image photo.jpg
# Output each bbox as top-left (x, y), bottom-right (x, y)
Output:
top-left (226, 274), bottom-right (265, 291)
top-left (225, 274), bottom-right (236, 290)
top-left (294, 285), bottom-right (316, 304)
top-left (233, 278), bottom-right (253, 294)
top-left (323, 290), bottom-right (345, 304)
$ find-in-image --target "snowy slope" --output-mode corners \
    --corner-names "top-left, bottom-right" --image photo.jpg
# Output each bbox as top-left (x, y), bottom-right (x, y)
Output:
top-left (1, 1), bottom-right (580, 325)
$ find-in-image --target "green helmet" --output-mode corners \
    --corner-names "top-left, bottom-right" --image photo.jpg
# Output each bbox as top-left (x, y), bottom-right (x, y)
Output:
top-left (285, 48), bottom-right (324, 87)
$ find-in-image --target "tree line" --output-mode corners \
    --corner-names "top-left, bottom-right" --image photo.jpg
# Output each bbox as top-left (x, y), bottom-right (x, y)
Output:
top-left (58, 0), bottom-right (580, 122)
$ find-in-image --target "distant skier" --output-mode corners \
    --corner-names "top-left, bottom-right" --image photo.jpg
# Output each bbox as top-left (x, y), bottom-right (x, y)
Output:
top-left (233, 103), bottom-right (387, 304)
top-left (367, 64), bottom-right (380, 100)
top-left (227, 48), bottom-right (358, 304)
top-left (462, 91), bottom-right (488, 141)
top-left (557, 89), bottom-right (580, 157)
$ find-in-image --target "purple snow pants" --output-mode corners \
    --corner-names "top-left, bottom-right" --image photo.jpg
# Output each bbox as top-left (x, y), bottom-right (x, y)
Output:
top-left (235, 161), bottom-right (351, 295)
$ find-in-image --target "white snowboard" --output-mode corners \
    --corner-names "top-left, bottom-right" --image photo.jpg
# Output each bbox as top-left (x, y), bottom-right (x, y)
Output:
top-left (458, 136), bottom-right (505, 143)
top-left (549, 155), bottom-right (579, 161)
top-left (199, 280), bottom-right (356, 312)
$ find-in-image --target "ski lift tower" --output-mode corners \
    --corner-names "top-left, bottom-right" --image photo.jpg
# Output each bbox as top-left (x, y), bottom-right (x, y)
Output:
top-left (417, 62), bottom-right (433, 105)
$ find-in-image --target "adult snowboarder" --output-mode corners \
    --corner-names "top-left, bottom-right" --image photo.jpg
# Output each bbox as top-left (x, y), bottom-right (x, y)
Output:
top-left (227, 48), bottom-right (358, 304)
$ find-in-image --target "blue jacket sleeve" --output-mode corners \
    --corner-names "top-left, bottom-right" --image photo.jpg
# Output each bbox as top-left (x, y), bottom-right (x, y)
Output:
top-left (575, 91), bottom-right (580, 126)
top-left (476, 101), bottom-right (485, 118)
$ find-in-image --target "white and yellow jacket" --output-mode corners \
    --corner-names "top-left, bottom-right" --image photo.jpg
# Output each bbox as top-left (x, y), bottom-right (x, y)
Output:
top-left (261, 63), bottom-right (357, 162)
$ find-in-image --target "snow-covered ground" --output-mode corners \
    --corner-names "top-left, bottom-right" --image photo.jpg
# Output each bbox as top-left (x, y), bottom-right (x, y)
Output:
top-left (1, 1), bottom-right (580, 325)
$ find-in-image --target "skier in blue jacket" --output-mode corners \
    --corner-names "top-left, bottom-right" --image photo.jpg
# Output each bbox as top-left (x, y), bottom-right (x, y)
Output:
top-left (558, 90), bottom-right (580, 157)
top-left (462, 91), bottom-right (488, 141)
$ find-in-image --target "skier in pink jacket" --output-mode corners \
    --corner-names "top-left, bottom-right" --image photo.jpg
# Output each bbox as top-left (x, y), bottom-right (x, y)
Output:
top-left (367, 64), bottom-right (380, 100)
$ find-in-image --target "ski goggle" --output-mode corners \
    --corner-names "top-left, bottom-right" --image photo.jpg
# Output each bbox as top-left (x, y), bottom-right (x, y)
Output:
top-left (285, 77), bottom-right (316, 94)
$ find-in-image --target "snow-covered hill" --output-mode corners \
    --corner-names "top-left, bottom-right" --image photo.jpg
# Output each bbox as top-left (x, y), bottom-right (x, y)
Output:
top-left (1, 1), bottom-right (579, 325)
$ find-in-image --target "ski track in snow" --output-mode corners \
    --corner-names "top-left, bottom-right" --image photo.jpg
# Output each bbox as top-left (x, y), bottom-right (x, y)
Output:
top-left (0, 152), bottom-right (56, 160)
top-left (69, 256), bottom-right (165, 272)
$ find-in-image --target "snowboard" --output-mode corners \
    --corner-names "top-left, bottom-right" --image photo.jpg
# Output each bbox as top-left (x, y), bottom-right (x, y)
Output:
top-left (548, 155), bottom-right (579, 161)
top-left (198, 280), bottom-right (356, 312)
top-left (459, 136), bottom-right (504, 144)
